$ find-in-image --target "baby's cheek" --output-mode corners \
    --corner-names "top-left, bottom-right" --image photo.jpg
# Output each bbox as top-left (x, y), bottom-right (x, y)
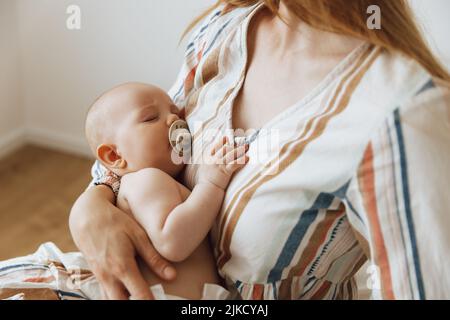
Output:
top-left (121, 137), bottom-right (147, 170)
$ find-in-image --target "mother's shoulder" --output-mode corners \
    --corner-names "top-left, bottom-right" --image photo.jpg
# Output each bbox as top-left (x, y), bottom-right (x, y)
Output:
top-left (356, 47), bottom-right (449, 113)
top-left (184, 3), bottom-right (259, 55)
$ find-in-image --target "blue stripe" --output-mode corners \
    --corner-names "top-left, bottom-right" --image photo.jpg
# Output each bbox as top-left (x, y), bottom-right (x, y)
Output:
top-left (394, 109), bottom-right (426, 299)
top-left (387, 118), bottom-right (415, 298)
top-left (172, 82), bottom-right (184, 102)
top-left (0, 263), bottom-right (48, 273)
top-left (267, 193), bottom-right (335, 283)
top-left (332, 181), bottom-right (350, 199)
top-left (203, 19), bottom-right (233, 57)
top-left (56, 290), bottom-right (87, 300)
top-left (416, 79), bottom-right (435, 96)
top-left (345, 198), bottom-right (363, 222)
top-left (334, 180), bottom-right (364, 222)
top-left (185, 11), bottom-right (222, 50)
top-left (184, 47), bottom-right (195, 59)
top-left (187, 23), bottom-right (210, 50)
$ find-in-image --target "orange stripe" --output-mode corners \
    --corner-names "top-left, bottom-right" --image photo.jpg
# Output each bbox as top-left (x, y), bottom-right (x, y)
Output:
top-left (358, 143), bottom-right (395, 299)
top-left (278, 206), bottom-right (345, 299)
top-left (251, 284), bottom-right (264, 300)
top-left (183, 45), bottom-right (205, 99)
top-left (185, 46), bottom-right (221, 118)
top-left (184, 67), bottom-right (197, 98)
top-left (310, 281), bottom-right (332, 300)
top-left (216, 46), bottom-right (380, 269)
top-left (24, 275), bottom-right (55, 283)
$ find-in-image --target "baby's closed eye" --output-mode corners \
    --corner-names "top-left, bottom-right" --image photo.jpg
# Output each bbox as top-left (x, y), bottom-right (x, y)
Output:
top-left (142, 112), bottom-right (160, 123)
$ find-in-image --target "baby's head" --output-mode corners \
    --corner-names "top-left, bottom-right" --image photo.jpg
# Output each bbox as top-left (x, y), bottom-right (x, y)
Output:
top-left (85, 82), bottom-right (185, 177)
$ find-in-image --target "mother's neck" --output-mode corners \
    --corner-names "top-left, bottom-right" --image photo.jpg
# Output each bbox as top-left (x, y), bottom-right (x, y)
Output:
top-left (266, 1), bottom-right (363, 59)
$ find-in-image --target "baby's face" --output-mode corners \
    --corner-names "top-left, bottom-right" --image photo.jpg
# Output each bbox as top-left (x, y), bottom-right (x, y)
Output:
top-left (107, 83), bottom-right (185, 176)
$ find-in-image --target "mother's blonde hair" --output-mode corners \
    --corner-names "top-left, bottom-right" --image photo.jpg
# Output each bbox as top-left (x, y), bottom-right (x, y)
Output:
top-left (185, 0), bottom-right (450, 81)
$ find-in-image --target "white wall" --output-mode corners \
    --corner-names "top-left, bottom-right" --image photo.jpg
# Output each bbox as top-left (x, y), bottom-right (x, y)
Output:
top-left (15, 0), bottom-right (214, 157)
top-left (410, 0), bottom-right (450, 66)
top-left (1, 0), bottom-right (449, 159)
top-left (0, 1), bottom-right (24, 158)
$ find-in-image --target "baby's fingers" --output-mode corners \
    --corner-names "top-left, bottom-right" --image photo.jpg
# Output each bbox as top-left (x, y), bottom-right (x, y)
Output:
top-left (210, 136), bottom-right (228, 156)
top-left (224, 144), bottom-right (249, 164)
top-left (225, 155), bottom-right (250, 173)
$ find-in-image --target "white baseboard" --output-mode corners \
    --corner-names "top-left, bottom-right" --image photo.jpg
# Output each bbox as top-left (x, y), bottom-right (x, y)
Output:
top-left (0, 126), bottom-right (94, 160)
top-left (0, 128), bottom-right (27, 159)
top-left (26, 127), bottom-right (94, 159)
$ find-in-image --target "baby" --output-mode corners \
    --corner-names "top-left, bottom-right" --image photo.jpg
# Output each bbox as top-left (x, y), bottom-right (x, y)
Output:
top-left (84, 82), bottom-right (249, 300)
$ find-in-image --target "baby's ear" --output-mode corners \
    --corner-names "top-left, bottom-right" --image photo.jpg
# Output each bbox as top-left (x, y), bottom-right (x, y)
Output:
top-left (97, 144), bottom-right (127, 169)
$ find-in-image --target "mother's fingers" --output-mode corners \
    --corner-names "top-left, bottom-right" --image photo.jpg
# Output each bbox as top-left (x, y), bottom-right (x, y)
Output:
top-left (122, 260), bottom-right (154, 300)
top-left (132, 229), bottom-right (176, 281)
top-left (101, 277), bottom-right (129, 300)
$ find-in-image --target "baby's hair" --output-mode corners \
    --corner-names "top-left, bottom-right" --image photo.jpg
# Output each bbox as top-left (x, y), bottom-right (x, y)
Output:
top-left (85, 83), bottom-right (132, 154)
top-left (85, 89), bottom-right (114, 156)
top-left (85, 82), bottom-right (166, 156)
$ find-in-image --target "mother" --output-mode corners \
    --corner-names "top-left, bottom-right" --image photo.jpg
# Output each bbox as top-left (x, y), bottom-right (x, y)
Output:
top-left (70, 0), bottom-right (450, 299)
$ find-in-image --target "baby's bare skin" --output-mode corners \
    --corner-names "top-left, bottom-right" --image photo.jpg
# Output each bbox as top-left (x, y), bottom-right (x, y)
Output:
top-left (117, 171), bottom-right (221, 299)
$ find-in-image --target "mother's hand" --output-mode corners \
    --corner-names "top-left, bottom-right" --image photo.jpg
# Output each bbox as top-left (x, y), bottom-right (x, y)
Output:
top-left (69, 185), bottom-right (176, 300)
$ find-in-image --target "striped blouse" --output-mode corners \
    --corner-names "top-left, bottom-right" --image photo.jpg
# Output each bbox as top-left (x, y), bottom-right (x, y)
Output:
top-left (92, 3), bottom-right (450, 299)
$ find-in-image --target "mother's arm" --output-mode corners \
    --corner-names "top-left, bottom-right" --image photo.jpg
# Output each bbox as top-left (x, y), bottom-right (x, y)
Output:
top-left (69, 184), bottom-right (176, 300)
top-left (344, 80), bottom-right (450, 299)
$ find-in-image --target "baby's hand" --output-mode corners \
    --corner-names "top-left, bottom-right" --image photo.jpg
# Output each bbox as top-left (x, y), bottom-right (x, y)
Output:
top-left (198, 136), bottom-right (250, 190)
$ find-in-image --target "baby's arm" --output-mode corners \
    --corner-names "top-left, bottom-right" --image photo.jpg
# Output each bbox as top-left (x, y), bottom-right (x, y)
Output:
top-left (120, 137), bottom-right (249, 263)
top-left (120, 168), bottom-right (225, 263)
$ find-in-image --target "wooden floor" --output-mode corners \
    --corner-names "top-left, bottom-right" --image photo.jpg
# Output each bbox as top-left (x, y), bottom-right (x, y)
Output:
top-left (0, 145), bottom-right (93, 260)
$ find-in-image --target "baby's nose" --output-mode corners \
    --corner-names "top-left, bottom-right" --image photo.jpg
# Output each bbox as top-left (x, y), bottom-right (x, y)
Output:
top-left (166, 113), bottom-right (180, 126)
